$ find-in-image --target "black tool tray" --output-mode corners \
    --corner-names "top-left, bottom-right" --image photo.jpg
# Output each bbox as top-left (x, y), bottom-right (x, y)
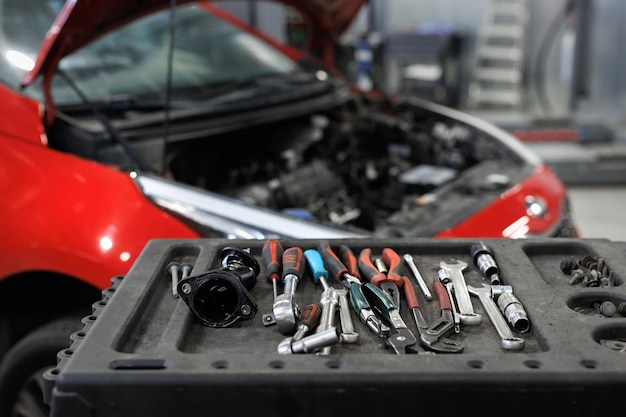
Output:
top-left (44, 238), bottom-right (626, 417)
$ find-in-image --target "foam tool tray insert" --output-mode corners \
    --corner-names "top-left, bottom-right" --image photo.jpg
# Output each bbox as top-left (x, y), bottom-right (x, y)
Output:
top-left (44, 238), bottom-right (626, 417)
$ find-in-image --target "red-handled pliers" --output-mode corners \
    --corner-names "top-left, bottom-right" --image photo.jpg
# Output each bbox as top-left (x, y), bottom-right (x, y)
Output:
top-left (405, 275), bottom-right (463, 353)
top-left (358, 248), bottom-right (404, 310)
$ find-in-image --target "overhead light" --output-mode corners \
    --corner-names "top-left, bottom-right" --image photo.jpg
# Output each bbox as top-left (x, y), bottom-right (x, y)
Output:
top-left (5, 50), bottom-right (35, 71)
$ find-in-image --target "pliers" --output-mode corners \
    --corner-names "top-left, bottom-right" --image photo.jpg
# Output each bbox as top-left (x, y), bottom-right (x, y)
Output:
top-left (360, 282), bottom-right (420, 354)
top-left (316, 241), bottom-right (390, 339)
top-left (358, 248), bottom-right (404, 310)
top-left (360, 247), bottom-right (462, 354)
top-left (406, 274), bottom-right (463, 353)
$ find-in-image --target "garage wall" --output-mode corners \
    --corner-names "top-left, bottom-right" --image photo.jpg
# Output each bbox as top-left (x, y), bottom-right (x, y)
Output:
top-left (216, 0), bottom-right (626, 133)
top-left (384, 0), bottom-right (626, 130)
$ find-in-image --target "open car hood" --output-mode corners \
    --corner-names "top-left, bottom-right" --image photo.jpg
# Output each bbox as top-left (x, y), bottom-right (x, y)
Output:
top-left (21, 0), bottom-right (367, 89)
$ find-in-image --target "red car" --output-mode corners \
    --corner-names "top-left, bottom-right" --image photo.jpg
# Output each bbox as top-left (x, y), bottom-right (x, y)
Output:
top-left (0, 0), bottom-right (576, 415)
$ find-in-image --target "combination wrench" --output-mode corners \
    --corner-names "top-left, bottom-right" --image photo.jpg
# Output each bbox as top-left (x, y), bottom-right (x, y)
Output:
top-left (467, 284), bottom-right (525, 350)
top-left (316, 287), bottom-right (359, 355)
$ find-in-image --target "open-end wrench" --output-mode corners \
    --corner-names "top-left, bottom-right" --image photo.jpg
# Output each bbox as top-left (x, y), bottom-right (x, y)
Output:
top-left (440, 260), bottom-right (482, 325)
top-left (467, 284), bottom-right (525, 350)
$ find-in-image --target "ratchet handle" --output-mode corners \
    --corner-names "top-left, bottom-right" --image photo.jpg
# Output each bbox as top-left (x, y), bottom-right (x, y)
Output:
top-left (262, 239), bottom-right (283, 283)
top-left (359, 248), bottom-right (387, 284)
top-left (303, 249), bottom-right (328, 285)
top-left (317, 241), bottom-right (348, 283)
top-left (339, 245), bottom-right (361, 279)
top-left (382, 248), bottom-right (405, 286)
top-left (434, 280), bottom-right (452, 311)
top-left (402, 276), bottom-right (419, 309)
top-left (282, 247), bottom-right (305, 279)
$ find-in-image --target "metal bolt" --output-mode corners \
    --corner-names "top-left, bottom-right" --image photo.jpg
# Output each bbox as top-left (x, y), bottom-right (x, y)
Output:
top-left (607, 271), bottom-right (616, 287)
top-left (181, 263), bottom-right (193, 279)
top-left (617, 302), bottom-right (626, 316)
top-left (593, 300), bottom-right (617, 317)
top-left (241, 304), bottom-right (252, 316)
top-left (587, 272), bottom-right (601, 287)
top-left (167, 262), bottom-right (181, 298)
top-left (181, 282), bottom-right (192, 294)
top-left (560, 258), bottom-right (577, 274)
top-left (568, 269), bottom-right (585, 285)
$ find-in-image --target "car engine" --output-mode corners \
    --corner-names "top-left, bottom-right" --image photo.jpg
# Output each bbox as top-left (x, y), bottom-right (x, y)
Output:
top-left (164, 99), bottom-right (521, 236)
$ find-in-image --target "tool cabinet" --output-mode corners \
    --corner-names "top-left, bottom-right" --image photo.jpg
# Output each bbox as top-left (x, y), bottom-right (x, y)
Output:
top-left (44, 238), bottom-right (626, 417)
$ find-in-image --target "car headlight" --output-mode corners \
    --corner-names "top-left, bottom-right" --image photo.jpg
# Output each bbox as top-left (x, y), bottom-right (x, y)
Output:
top-left (133, 172), bottom-right (366, 240)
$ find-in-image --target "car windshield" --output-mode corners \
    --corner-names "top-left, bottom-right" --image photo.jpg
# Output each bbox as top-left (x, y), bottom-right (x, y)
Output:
top-left (0, 1), bottom-right (299, 105)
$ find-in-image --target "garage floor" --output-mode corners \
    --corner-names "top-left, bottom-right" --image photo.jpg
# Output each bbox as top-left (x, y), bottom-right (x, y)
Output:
top-left (568, 185), bottom-right (626, 242)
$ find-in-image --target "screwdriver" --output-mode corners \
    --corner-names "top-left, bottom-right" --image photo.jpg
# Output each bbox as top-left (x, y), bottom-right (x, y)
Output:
top-left (292, 303), bottom-right (322, 341)
top-left (304, 249), bottom-right (330, 291)
top-left (317, 240), bottom-right (360, 287)
top-left (282, 246), bottom-right (305, 290)
top-left (262, 239), bottom-right (283, 299)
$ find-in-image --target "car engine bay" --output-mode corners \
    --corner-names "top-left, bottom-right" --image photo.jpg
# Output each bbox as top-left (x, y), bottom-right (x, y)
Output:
top-left (50, 96), bottom-right (530, 237)
top-left (163, 98), bottom-right (528, 236)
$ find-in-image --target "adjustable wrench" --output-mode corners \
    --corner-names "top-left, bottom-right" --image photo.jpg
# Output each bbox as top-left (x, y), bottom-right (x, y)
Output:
top-left (468, 284), bottom-right (525, 350)
top-left (440, 260), bottom-right (482, 325)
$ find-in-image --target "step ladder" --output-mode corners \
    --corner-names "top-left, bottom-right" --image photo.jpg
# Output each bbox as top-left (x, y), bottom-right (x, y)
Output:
top-left (467, 0), bottom-right (528, 110)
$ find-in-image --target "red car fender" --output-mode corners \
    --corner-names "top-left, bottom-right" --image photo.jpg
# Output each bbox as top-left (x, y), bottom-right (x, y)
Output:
top-left (0, 136), bottom-right (199, 291)
top-left (435, 164), bottom-right (570, 238)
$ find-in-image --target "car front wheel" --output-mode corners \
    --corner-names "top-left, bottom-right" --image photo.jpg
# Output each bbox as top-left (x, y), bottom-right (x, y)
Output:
top-left (0, 317), bottom-right (82, 417)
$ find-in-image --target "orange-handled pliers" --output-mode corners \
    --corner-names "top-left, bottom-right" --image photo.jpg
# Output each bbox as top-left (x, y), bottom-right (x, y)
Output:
top-left (357, 248), bottom-right (404, 310)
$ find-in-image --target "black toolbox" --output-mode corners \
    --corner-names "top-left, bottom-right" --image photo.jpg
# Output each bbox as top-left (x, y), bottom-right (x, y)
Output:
top-left (44, 238), bottom-right (626, 417)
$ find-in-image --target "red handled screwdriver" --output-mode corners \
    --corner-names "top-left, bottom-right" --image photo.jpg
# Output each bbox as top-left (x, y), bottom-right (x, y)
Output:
top-left (292, 303), bottom-right (322, 341)
top-left (262, 239), bottom-right (283, 300)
